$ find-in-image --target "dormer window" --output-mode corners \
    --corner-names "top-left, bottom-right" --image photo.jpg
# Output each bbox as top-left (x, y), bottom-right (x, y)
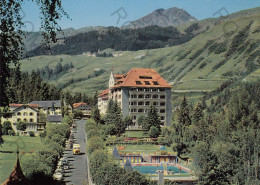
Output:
top-left (136, 81), bottom-right (142, 85)
top-left (153, 81), bottom-right (159, 85)
top-left (139, 76), bottom-right (152, 79)
top-left (144, 81), bottom-right (151, 85)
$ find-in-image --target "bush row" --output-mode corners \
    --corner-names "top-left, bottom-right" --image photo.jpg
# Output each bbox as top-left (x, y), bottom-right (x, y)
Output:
top-left (21, 122), bottom-right (71, 184)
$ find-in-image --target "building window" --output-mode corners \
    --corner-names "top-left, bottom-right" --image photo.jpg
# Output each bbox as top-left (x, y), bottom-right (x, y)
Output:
top-left (131, 94), bottom-right (137, 98)
top-left (17, 118), bottom-right (21, 122)
top-left (160, 109), bottom-right (165, 113)
top-left (137, 88), bottom-right (143, 91)
top-left (136, 81), bottom-right (142, 85)
top-left (152, 88), bottom-right (157, 92)
top-left (160, 95), bottom-right (165, 99)
top-left (145, 94), bottom-right (151, 98)
top-left (159, 88), bottom-right (165, 92)
top-left (30, 112), bottom-right (34, 116)
top-left (153, 81), bottom-right (159, 85)
top-left (23, 119), bottom-right (27, 122)
top-left (153, 102), bottom-right (158, 106)
top-left (30, 119), bottom-right (34, 122)
top-left (138, 102), bottom-right (144, 106)
top-left (119, 95), bottom-right (121, 99)
top-left (161, 116), bottom-right (165, 120)
top-left (144, 88), bottom-right (150, 92)
top-left (138, 109), bottom-right (144, 113)
top-left (138, 94), bottom-right (144, 98)
top-left (160, 102), bottom-right (165, 106)
top-left (23, 112), bottom-right (28, 116)
top-left (132, 116), bottom-right (137, 120)
top-left (145, 101), bottom-right (150, 106)
top-left (131, 102), bottom-right (137, 105)
top-left (152, 94), bottom-right (158, 99)
top-left (131, 109), bottom-right (137, 113)
top-left (144, 81), bottom-right (151, 85)
top-left (17, 112), bottom-right (21, 116)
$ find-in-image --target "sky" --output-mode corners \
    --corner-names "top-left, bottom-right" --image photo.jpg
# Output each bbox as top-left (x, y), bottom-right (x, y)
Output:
top-left (21, 0), bottom-right (260, 31)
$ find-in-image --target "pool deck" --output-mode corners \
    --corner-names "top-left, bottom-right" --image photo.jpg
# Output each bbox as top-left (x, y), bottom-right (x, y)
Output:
top-left (131, 163), bottom-right (192, 173)
top-left (149, 176), bottom-right (198, 182)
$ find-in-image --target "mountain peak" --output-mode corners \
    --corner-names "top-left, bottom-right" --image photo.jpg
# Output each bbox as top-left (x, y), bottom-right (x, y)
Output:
top-left (126, 7), bottom-right (197, 28)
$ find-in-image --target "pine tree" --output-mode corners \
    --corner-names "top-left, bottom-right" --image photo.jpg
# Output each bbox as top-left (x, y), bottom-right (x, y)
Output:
top-left (92, 106), bottom-right (101, 124)
top-left (113, 101), bottom-right (125, 136)
top-left (146, 105), bottom-right (161, 132)
top-left (192, 102), bottom-right (204, 124)
top-left (124, 116), bottom-right (133, 129)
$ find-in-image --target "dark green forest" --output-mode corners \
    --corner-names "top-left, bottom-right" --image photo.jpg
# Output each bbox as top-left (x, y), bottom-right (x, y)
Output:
top-left (27, 24), bottom-right (200, 56)
top-left (6, 69), bottom-right (97, 107)
top-left (160, 80), bottom-right (260, 184)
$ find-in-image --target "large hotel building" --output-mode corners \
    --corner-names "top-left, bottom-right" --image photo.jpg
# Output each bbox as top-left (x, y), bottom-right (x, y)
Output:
top-left (98, 68), bottom-right (172, 127)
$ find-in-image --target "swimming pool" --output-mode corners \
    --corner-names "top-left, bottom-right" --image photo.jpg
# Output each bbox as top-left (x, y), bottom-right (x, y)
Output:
top-left (133, 166), bottom-right (189, 174)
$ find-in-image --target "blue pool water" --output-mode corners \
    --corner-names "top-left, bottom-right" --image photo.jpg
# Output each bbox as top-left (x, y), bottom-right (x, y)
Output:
top-left (133, 166), bottom-right (188, 174)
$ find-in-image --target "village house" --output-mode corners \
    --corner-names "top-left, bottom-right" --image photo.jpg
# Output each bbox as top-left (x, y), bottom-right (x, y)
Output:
top-left (30, 100), bottom-right (72, 115)
top-left (1, 104), bottom-right (45, 135)
top-left (73, 102), bottom-right (92, 117)
top-left (98, 68), bottom-right (172, 127)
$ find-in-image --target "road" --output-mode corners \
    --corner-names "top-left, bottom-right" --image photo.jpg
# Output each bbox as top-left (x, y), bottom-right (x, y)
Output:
top-left (64, 120), bottom-right (88, 185)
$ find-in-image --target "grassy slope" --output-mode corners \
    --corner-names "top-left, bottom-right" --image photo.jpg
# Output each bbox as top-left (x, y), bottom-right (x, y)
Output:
top-left (0, 136), bottom-right (43, 184)
top-left (20, 10), bottom-right (260, 106)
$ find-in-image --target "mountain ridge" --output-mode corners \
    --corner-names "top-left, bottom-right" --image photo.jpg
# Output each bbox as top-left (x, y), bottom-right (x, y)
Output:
top-left (125, 7), bottom-right (197, 28)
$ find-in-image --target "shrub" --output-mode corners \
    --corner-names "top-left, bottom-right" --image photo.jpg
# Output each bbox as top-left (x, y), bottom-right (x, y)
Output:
top-left (148, 126), bottom-right (160, 138)
top-left (8, 130), bottom-right (15, 136)
top-left (29, 131), bottom-right (35, 137)
top-left (105, 124), bottom-right (117, 136)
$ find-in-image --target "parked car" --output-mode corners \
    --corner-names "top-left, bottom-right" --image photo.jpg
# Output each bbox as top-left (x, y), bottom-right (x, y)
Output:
top-left (53, 172), bottom-right (63, 181)
top-left (56, 165), bottom-right (65, 173)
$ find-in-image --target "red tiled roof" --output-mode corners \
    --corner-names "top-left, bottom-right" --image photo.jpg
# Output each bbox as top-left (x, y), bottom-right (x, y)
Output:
top-left (98, 89), bottom-right (109, 97)
top-left (29, 104), bottom-right (39, 108)
top-left (9, 104), bottom-right (23, 107)
top-left (111, 68), bottom-right (171, 88)
top-left (114, 74), bottom-right (124, 78)
top-left (73, 102), bottom-right (87, 108)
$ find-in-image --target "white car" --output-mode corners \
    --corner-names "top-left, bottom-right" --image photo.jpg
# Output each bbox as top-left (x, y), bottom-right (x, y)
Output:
top-left (53, 172), bottom-right (63, 181)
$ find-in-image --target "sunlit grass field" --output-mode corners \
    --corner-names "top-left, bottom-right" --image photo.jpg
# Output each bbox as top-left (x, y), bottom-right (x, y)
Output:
top-left (0, 136), bottom-right (43, 184)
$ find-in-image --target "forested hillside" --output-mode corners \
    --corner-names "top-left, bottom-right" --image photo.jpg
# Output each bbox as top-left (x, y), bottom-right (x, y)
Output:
top-left (26, 24), bottom-right (200, 56)
top-left (23, 26), bottom-right (102, 52)
top-left (6, 69), bottom-right (97, 106)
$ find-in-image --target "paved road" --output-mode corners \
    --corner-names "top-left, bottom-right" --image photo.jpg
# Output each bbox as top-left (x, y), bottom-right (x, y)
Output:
top-left (64, 120), bottom-right (88, 185)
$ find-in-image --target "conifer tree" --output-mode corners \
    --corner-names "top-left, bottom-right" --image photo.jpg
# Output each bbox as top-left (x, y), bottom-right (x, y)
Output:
top-left (146, 105), bottom-right (161, 131)
top-left (92, 106), bottom-right (101, 124)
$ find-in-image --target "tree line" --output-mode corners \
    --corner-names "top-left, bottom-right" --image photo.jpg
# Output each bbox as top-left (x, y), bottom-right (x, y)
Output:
top-left (27, 24), bottom-right (200, 56)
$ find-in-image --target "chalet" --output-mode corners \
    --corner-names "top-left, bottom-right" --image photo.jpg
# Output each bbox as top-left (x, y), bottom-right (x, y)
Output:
top-left (1, 104), bottom-right (45, 134)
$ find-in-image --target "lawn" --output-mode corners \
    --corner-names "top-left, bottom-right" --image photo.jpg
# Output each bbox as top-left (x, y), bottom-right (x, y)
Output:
top-left (0, 136), bottom-right (43, 184)
top-left (123, 130), bottom-right (147, 138)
